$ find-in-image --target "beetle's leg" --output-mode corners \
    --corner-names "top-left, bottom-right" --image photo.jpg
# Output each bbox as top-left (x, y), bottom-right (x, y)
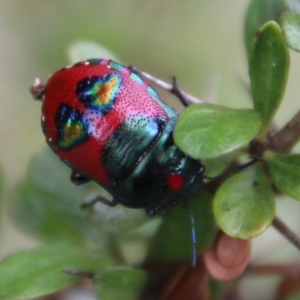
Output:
top-left (146, 203), bottom-right (167, 217)
top-left (110, 198), bottom-right (119, 206)
top-left (70, 170), bottom-right (91, 185)
top-left (81, 196), bottom-right (119, 209)
top-left (146, 207), bottom-right (156, 217)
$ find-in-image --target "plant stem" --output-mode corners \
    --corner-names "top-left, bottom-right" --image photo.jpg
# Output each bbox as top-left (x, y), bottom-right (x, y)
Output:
top-left (272, 216), bottom-right (300, 250)
top-left (247, 263), bottom-right (300, 276)
top-left (268, 109), bottom-right (300, 152)
top-left (139, 70), bottom-right (204, 104)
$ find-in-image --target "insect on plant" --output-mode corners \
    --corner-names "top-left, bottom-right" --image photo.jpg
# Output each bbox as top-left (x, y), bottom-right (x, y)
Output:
top-left (2, 2), bottom-right (299, 299)
top-left (30, 58), bottom-right (263, 275)
top-left (2, 1), bottom-right (300, 299)
top-left (30, 58), bottom-right (257, 218)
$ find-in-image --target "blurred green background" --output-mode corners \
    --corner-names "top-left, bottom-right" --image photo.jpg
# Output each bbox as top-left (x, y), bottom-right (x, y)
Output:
top-left (1, 1), bottom-right (300, 299)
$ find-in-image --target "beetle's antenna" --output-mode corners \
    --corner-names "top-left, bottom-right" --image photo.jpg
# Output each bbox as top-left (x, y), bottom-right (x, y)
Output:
top-left (187, 206), bottom-right (197, 268)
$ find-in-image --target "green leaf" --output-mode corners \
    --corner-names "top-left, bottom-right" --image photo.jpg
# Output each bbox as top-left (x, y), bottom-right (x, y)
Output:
top-left (26, 147), bottom-right (96, 201)
top-left (67, 41), bottom-right (119, 64)
top-left (209, 279), bottom-right (228, 300)
top-left (82, 199), bottom-right (149, 234)
top-left (249, 21), bottom-right (290, 138)
top-left (282, 11), bottom-right (300, 51)
top-left (244, 0), bottom-right (286, 57)
top-left (9, 180), bottom-right (104, 244)
top-left (213, 163), bottom-right (275, 239)
top-left (173, 104), bottom-right (261, 160)
top-left (0, 246), bottom-right (112, 300)
top-left (147, 190), bottom-right (215, 263)
top-left (264, 151), bottom-right (300, 200)
top-left (202, 150), bottom-right (242, 178)
top-left (93, 267), bottom-right (147, 300)
top-left (9, 149), bottom-right (105, 244)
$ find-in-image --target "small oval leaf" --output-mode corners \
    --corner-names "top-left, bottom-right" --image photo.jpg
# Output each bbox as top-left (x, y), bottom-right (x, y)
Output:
top-left (173, 104), bottom-right (261, 160)
top-left (0, 246), bottom-right (112, 300)
top-left (147, 190), bottom-right (215, 263)
top-left (26, 148), bottom-right (94, 201)
top-left (264, 151), bottom-right (300, 200)
top-left (67, 41), bottom-right (119, 64)
top-left (213, 163), bottom-right (275, 239)
top-left (82, 198), bottom-right (149, 234)
top-left (93, 267), bottom-right (147, 300)
top-left (9, 148), bottom-right (113, 244)
top-left (282, 11), bottom-right (300, 52)
top-left (9, 180), bottom-right (103, 244)
top-left (244, 0), bottom-right (286, 57)
top-left (249, 21), bottom-right (290, 137)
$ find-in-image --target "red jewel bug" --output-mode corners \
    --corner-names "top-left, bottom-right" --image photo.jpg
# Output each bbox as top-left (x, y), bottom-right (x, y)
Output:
top-left (30, 59), bottom-right (208, 216)
top-left (30, 59), bottom-right (257, 268)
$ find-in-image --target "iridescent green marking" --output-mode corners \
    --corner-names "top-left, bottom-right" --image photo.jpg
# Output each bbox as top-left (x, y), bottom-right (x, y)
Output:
top-left (86, 59), bottom-right (104, 65)
top-left (130, 72), bottom-right (144, 85)
top-left (94, 75), bottom-right (119, 106)
top-left (55, 104), bottom-right (90, 150)
top-left (59, 118), bottom-right (86, 149)
top-left (147, 86), bottom-right (160, 100)
top-left (109, 60), bottom-right (126, 72)
top-left (76, 73), bottom-right (122, 115)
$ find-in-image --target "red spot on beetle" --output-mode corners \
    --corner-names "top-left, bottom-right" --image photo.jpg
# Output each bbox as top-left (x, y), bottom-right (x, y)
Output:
top-left (166, 174), bottom-right (185, 191)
